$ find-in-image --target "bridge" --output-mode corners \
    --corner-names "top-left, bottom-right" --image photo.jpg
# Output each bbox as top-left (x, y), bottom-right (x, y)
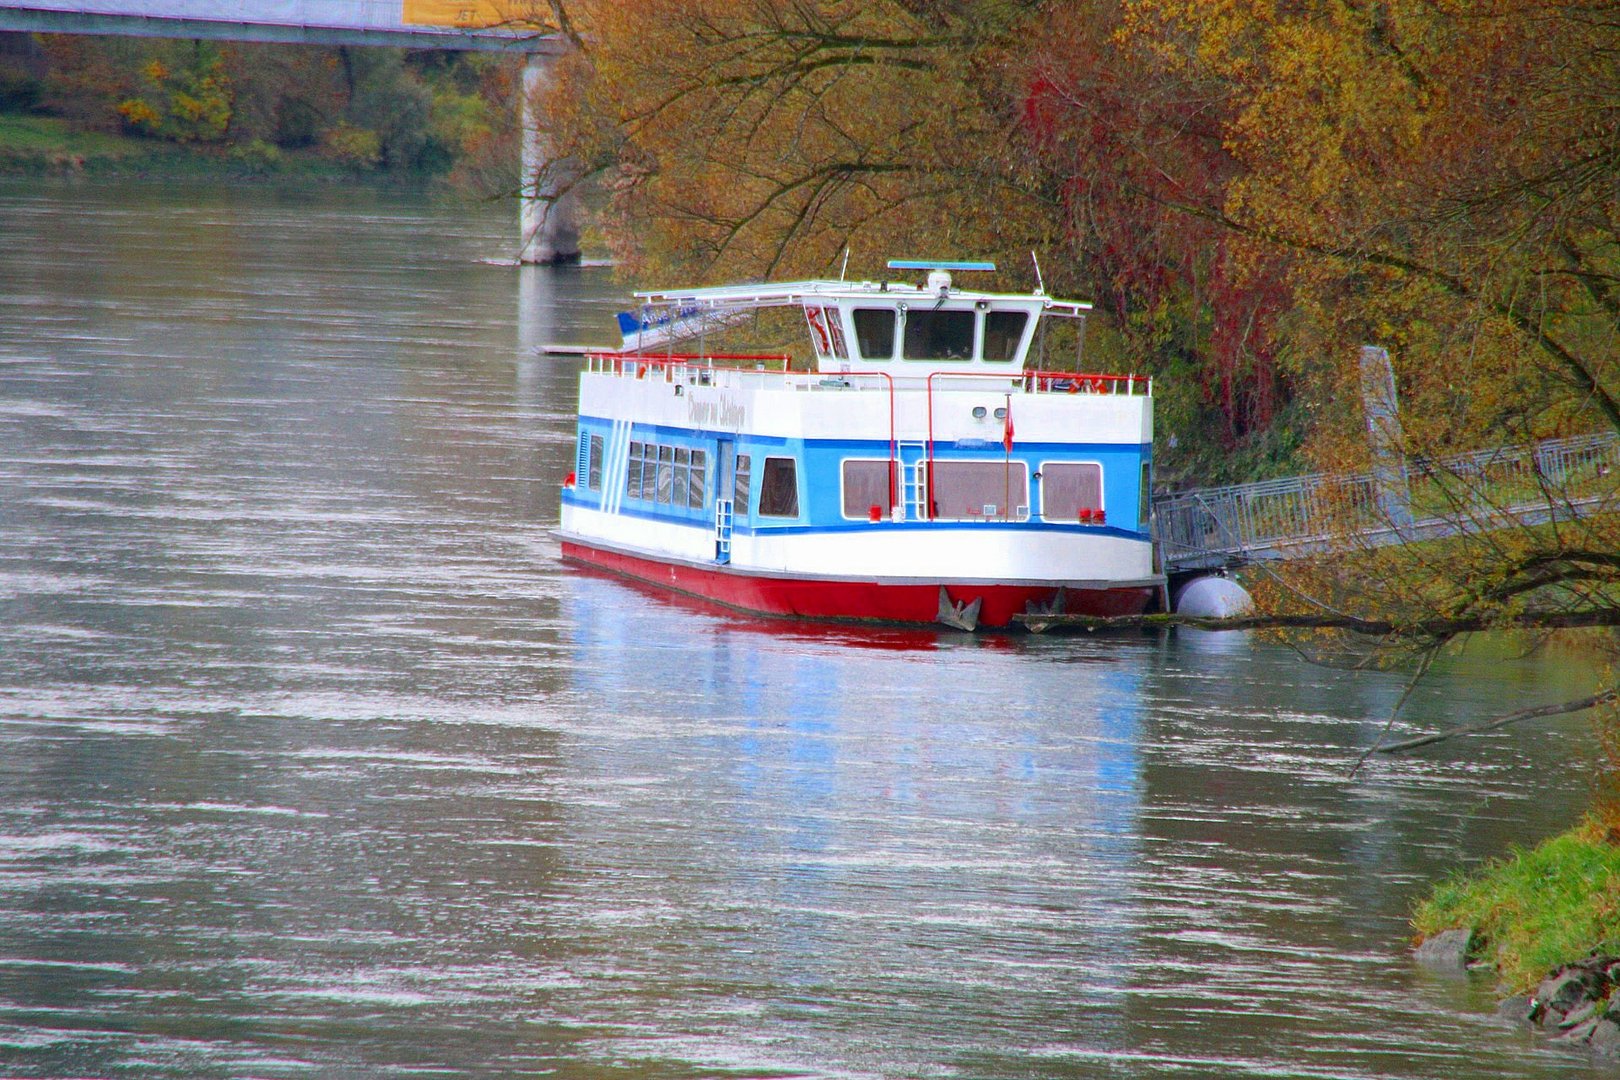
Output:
top-left (1153, 430), bottom-right (1620, 573)
top-left (0, 1), bottom-right (577, 263)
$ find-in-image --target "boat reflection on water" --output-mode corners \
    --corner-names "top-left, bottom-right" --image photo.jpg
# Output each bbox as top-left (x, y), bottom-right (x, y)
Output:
top-left (556, 569), bottom-right (1152, 1068)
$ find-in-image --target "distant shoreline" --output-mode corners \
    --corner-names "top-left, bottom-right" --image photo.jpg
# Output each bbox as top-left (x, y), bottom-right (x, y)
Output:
top-left (0, 113), bottom-right (447, 186)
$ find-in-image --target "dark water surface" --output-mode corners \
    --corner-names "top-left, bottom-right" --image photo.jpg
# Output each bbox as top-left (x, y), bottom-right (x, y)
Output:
top-left (0, 179), bottom-right (1609, 1078)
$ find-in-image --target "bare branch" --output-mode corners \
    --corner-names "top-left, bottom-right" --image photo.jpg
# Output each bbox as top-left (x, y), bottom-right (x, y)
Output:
top-left (1372, 689), bottom-right (1620, 754)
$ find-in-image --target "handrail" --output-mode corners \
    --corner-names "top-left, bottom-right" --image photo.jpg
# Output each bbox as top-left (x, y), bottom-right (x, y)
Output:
top-left (1152, 429), bottom-right (1620, 568)
top-left (585, 350), bottom-right (793, 375)
top-left (921, 368), bottom-right (1149, 519)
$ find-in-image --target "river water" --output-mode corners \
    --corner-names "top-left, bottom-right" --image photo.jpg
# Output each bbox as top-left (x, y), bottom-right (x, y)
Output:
top-left (0, 179), bottom-right (1609, 1079)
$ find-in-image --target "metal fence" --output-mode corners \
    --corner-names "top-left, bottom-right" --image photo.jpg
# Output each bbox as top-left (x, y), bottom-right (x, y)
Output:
top-left (1154, 430), bottom-right (1620, 571)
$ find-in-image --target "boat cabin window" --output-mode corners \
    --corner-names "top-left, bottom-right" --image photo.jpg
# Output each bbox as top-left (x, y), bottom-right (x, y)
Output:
top-left (758, 456), bottom-right (800, 518)
top-left (982, 311), bottom-right (1028, 363)
top-left (1041, 462), bottom-right (1103, 520)
top-left (841, 459), bottom-right (893, 519)
top-left (735, 453), bottom-right (751, 511)
top-left (688, 449), bottom-right (707, 509)
top-left (930, 460), bottom-right (1029, 520)
top-left (673, 448), bottom-right (690, 508)
top-left (853, 308), bottom-right (897, 360)
top-left (623, 439), bottom-right (710, 510)
top-left (627, 441), bottom-right (643, 497)
top-left (639, 442), bottom-right (657, 500)
top-left (656, 445), bottom-right (675, 503)
top-left (734, 453), bottom-right (751, 515)
top-left (587, 434), bottom-right (604, 490)
top-left (904, 309), bottom-right (975, 361)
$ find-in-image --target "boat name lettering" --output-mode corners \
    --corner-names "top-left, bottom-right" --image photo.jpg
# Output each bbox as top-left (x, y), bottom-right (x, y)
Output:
top-left (688, 393), bottom-right (747, 430)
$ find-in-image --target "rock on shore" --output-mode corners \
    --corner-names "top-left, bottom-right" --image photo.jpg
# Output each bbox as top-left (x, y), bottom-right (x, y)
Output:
top-left (1524, 956), bottom-right (1620, 1055)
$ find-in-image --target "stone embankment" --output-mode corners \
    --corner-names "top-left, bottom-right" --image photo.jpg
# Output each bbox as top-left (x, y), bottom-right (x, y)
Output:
top-left (1417, 930), bottom-right (1620, 1056)
top-left (1522, 956), bottom-right (1620, 1053)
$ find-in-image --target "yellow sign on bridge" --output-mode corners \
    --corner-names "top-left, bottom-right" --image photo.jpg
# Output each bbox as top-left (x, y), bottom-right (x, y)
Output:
top-left (401, 1), bottom-right (548, 30)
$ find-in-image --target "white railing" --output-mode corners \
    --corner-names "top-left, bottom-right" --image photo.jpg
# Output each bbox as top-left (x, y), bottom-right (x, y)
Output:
top-left (1154, 430), bottom-right (1620, 570)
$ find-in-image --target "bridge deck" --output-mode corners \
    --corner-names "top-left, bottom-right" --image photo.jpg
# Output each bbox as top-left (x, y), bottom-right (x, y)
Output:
top-left (0, 1), bottom-right (564, 52)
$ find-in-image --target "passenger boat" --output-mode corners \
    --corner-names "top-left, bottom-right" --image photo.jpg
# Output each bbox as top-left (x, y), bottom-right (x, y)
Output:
top-left (556, 260), bottom-right (1163, 630)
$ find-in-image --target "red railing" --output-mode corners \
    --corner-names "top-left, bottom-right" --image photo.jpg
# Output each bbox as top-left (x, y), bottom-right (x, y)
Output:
top-left (923, 369), bottom-right (1149, 518)
top-left (1023, 370), bottom-right (1151, 395)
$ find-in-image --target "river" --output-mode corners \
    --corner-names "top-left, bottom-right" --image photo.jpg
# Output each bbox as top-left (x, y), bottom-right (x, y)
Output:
top-left (0, 178), bottom-right (1609, 1079)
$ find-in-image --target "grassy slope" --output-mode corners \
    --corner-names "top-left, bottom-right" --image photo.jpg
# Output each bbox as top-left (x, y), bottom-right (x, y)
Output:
top-left (0, 113), bottom-right (142, 165)
top-left (0, 114), bottom-right (361, 180)
top-left (1413, 817), bottom-right (1620, 991)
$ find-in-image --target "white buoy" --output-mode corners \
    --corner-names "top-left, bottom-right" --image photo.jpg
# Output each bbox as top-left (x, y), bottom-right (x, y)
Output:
top-left (1174, 575), bottom-right (1254, 618)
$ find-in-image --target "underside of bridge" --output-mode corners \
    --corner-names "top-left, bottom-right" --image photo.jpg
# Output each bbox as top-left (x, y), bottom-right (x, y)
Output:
top-left (0, 2), bottom-right (579, 264)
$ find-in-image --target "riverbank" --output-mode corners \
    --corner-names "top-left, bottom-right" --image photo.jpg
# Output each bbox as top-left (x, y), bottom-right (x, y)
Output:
top-left (1414, 816), bottom-right (1620, 991)
top-left (0, 113), bottom-right (401, 182)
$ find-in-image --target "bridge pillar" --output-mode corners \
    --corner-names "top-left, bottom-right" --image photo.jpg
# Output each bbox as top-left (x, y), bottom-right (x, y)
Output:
top-left (520, 51), bottom-right (581, 265)
top-left (1359, 345), bottom-right (1413, 528)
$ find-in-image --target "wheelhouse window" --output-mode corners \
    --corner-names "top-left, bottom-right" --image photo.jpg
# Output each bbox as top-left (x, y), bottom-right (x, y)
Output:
top-left (1041, 462), bottom-right (1103, 520)
top-left (841, 459), bottom-right (894, 519)
top-left (853, 308), bottom-right (897, 360)
top-left (805, 305), bottom-right (848, 360)
top-left (734, 453), bottom-right (752, 515)
top-left (930, 461), bottom-right (1028, 520)
top-left (587, 434), bottom-right (604, 490)
top-left (758, 456), bottom-right (800, 518)
top-left (982, 311), bottom-right (1028, 363)
top-left (904, 309), bottom-right (975, 361)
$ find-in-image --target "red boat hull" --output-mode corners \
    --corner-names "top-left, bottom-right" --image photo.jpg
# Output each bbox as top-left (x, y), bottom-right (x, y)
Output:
top-left (559, 540), bottom-right (1155, 629)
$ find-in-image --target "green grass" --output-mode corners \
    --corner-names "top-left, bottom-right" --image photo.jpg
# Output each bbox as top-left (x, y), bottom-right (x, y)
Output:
top-left (0, 113), bottom-right (392, 182)
top-left (1413, 819), bottom-right (1620, 990)
top-left (0, 113), bottom-right (143, 165)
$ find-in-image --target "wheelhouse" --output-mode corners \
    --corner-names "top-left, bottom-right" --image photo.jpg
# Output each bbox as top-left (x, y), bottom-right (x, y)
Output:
top-left (623, 259), bottom-right (1091, 379)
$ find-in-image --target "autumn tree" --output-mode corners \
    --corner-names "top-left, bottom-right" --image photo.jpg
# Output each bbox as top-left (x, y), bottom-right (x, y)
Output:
top-left (1059, 0), bottom-right (1620, 754)
top-left (27, 34), bottom-right (518, 180)
top-left (541, 1), bottom-right (1303, 478)
top-left (543, 1), bottom-right (1065, 280)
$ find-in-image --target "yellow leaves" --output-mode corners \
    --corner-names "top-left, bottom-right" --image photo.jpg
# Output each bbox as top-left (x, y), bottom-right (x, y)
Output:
top-left (551, 0), bottom-right (1048, 283)
top-left (321, 122), bottom-right (381, 167)
top-left (114, 97), bottom-right (161, 132)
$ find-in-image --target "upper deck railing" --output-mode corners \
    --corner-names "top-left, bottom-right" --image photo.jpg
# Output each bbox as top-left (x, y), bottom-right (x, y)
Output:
top-left (582, 350), bottom-right (1149, 396)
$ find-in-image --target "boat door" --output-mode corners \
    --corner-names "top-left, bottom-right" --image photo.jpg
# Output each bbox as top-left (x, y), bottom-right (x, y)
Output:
top-left (714, 438), bottom-right (735, 563)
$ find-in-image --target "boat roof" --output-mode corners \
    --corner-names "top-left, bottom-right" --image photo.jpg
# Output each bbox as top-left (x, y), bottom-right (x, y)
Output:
top-left (631, 278), bottom-right (1092, 319)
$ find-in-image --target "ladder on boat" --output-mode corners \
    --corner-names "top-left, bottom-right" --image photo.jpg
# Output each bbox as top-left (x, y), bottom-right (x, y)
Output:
top-left (714, 497), bottom-right (733, 563)
top-left (899, 441), bottom-right (929, 521)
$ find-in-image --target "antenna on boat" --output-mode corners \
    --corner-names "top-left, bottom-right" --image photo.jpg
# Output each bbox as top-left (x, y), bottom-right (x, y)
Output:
top-left (839, 247), bottom-right (850, 282)
top-left (1030, 250), bottom-right (1046, 295)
